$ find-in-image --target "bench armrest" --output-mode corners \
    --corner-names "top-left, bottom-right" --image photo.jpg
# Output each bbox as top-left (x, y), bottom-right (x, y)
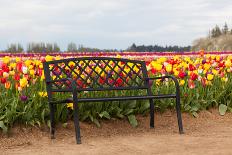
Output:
top-left (46, 78), bottom-right (73, 84)
top-left (145, 75), bottom-right (180, 95)
top-left (145, 75), bottom-right (179, 86)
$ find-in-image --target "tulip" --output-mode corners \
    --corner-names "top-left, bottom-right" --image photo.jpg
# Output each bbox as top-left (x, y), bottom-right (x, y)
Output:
top-left (19, 77), bottom-right (28, 88)
top-left (188, 80), bottom-right (195, 89)
top-left (67, 103), bottom-right (74, 109)
top-left (165, 64), bottom-right (172, 72)
top-left (190, 72), bottom-right (198, 81)
top-left (20, 95), bottom-right (28, 101)
top-left (207, 74), bottom-right (214, 81)
top-left (3, 72), bottom-right (9, 78)
top-left (38, 92), bottom-right (48, 97)
top-left (5, 81), bottom-right (11, 89)
top-left (3, 56), bottom-right (10, 64)
top-left (0, 78), bottom-right (6, 84)
top-left (179, 80), bottom-right (185, 86)
top-left (178, 71), bottom-right (185, 79)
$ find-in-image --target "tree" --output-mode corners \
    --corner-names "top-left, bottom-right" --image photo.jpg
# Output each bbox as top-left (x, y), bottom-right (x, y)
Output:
top-left (53, 43), bottom-right (60, 52)
top-left (7, 43), bottom-right (24, 53)
top-left (211, 28), bottom-right (216, 38)
top-left (67, 42), bottom-right (78, 52)
top-left (222, 23), bottom-right (229, 34)
top-left (215, 25), bottom-right (222, 37)
top-left (27, 42), bottom-right (60, 53)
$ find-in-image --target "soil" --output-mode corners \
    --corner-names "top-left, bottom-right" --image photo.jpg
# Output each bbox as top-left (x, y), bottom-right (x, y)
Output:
top-left (1, 109), bottom-right (232, 155)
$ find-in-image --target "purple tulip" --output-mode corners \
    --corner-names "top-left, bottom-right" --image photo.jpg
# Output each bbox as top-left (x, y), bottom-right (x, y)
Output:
top-left (202, 59), bottom-right (206, 64)
top-left (20, 95), bottom-right (28, 101)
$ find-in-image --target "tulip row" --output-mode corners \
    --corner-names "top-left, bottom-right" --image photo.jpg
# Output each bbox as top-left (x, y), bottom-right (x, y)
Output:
top-left (0, 51), bottom-right (231, 132)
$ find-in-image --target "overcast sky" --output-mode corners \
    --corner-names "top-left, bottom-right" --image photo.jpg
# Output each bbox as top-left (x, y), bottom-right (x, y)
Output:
top-left (0, 0), bottom-right (231, 50)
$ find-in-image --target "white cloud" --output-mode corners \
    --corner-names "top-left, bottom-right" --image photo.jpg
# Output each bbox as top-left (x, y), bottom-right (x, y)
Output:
top-left (0, 0), bottom-right (231, 50)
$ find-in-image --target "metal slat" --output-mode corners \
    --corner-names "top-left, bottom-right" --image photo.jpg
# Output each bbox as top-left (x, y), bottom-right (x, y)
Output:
top-left (50, 94), bottom-right (176, 104)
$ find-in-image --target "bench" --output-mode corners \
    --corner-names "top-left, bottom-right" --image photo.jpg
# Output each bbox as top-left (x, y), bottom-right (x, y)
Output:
top-left (43, 57), bottom-right (184, 144)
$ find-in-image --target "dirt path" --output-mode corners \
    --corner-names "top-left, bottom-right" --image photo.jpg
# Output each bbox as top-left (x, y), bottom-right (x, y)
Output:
top-left (1, 109), bottom-right (232, 155)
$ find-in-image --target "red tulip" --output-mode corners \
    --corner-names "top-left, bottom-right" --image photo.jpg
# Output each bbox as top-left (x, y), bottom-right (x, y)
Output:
top-left (190, 72), bottom-right (198, 81)
top-left (188, 64), bottom-right (196, 71)
top-left (0, 78), bottom-right (6, 84)
top-left (178, 71), bottom-right (185, 79)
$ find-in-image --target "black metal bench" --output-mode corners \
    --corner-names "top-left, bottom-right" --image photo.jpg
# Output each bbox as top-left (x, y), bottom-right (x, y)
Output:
top-left (43, 57), bottom-right (184, 144)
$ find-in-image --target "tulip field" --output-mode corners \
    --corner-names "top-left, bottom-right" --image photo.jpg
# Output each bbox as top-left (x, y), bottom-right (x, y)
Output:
top-left (0, 51), bottom-right (232, 132)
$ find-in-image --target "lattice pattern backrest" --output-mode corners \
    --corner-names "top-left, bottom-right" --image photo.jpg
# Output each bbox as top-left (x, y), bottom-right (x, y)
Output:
top-left (43, 57), bottom-right (148, 92)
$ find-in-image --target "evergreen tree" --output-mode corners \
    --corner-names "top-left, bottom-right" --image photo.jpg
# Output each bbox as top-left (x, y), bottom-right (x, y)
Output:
top-left (215, 25), bottom-right (222, 37)
top-left (67, 42), bottom-right (78, 52)
top-left (222, 22), bottom-right (229, 34)
top-left (53, 43), bottom-right (60, 52)
top-left (211, 28), bottom-right (216, 38)
top-left (130, 43), bottom-right (137, 51)
top-left (7, 43), bottom-right (24, 53)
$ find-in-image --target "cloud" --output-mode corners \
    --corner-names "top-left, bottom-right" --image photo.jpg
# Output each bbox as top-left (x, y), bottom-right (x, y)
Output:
top-left (0, 0), bottom-right (231, 50)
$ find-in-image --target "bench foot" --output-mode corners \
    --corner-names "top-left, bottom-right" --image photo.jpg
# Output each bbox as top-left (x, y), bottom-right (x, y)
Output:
top-left (179, 131), bottom-right (184, 134)
top-left (51, 134), bottom-right (55, 139)
top-left (76, 139), bottom-right (81, 144)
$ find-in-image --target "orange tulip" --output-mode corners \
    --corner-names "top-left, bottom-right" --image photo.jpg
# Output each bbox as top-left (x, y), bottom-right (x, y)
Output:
top-left (5, 81), bottom-right (11, 89)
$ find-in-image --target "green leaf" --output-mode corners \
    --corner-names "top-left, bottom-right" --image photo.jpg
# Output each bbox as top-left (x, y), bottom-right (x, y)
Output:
top-left (99, 111), bottom-right (110, 119)
top-left (93, 119), bottom-right (100, 128)
top-left (139, 100), bottom-right (150, 113)
top-left (192, 111), bottom-right (198, 118)
top-left (191, 105), bottom-right (199, 112)
top-left (62, 123), bottom-right (68, 128)
top-left (47, 120), bottom-right (51, 129)
top-left (184, 105), bottom-right (191, 111)
top-left (219, 104), bottom-right (227, 116)
top-left (127, 100), bottom-right (137, 109)
top-left (128, 115), bottom-right (138, 127)
top-left (0, 121), bottom-right (8, 133)
top-left (116, 113), bottom-right (124, 118)
top-left (227, 107), bottom-right (232, 112)
top-left (196, 92), bottom-right (200, 100)
top-left (122, 109), bottom-right (134, 115)
top-left (89, 114), bottom-right (94, 122)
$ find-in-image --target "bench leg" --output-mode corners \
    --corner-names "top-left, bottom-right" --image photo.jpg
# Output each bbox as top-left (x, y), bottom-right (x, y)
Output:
top-left (149, 99), bottom-right (154, 128)
top-left (49, 103), bottom-right (55, 139)
top-left (176, 95), bottom-right (184, 134)
top-left (73, 101), bottom-right (81, 144)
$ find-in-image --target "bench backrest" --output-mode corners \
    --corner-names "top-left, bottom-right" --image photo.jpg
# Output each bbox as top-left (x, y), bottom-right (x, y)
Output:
top-left (43, 57), bottom-right (149, 92)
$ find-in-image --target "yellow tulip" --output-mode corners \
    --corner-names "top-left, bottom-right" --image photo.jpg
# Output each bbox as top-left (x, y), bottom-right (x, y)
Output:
top-left (212, 69), bottom-right (218, 76)
top-left (38, 92), bottom-right (48, 97)
top-left (45, 55), bottom-right (53, 62)
top-left (15, 57), bottom-right (21, 62)
top-left (216, 55), bottom-right (220, 61)
top-left (9, 71), bottom-right (15, 76)
top-left (67, 103), bottom-right (73, 109)
top-left (19, 77), bottom-right (28, 88)
top-left (25, 60), bottom-right (32, 67)
top-left (225, 60), bottom-right (231, 67)
top-left (3, 56), bottom-right (10, 64)
top-left (30, 69), bottom-right (35, 76)
top-left (221, 77), bottom-right (228, 82)
top-left (179, 80), bottom-right (185, 86)
top-left (165, 64), bottom-right (172, 72)
top-left (207, 74), bottom-right (214, 81)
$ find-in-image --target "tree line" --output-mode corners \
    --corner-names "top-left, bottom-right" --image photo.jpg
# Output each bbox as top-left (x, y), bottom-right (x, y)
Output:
top-left (127, 43), bottom-right (191, 52)
top-left (3, 42), bottom-right (191, 53)
top-left (3, 42), bottom-right (121, 53)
